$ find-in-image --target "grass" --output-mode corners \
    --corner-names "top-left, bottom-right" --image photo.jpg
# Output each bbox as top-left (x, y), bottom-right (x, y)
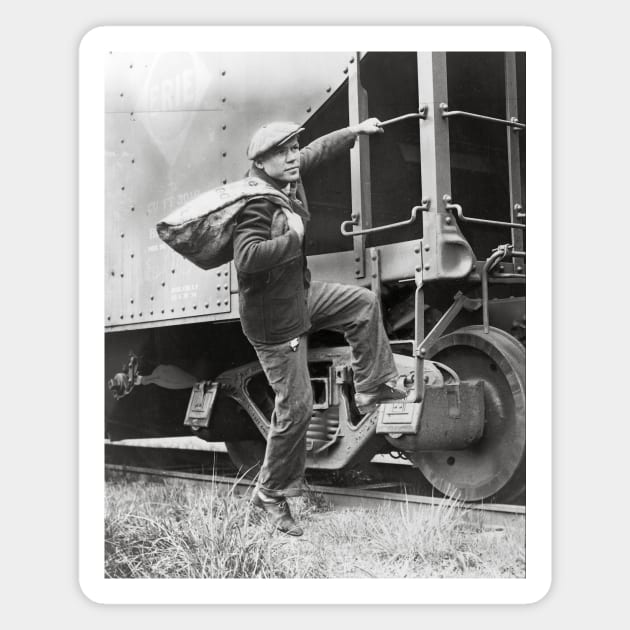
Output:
top-left (104, 476), bottom-right (525, 579)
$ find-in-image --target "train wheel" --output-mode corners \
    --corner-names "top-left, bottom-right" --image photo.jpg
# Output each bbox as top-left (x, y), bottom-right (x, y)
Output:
top-left (410, 325), bottom-right (526, 503)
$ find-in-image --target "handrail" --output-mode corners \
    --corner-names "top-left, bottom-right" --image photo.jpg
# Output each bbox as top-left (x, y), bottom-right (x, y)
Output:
top-left (376, 106), bottom-right (427, 128)
top-left (481, 246), bottom-right (512, 333)
top-left (340, 200), bottom-right (428, 237)
top-left (440, 103), bottom-right (526, 130)
top-left (443, 195), bottom-right (526, 230)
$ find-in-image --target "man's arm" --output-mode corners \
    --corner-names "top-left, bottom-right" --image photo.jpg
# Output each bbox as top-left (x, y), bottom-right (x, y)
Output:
top-left (299, 118), bottom-right (383, 175)
top-left (233, 199), bottom-right (302, 274)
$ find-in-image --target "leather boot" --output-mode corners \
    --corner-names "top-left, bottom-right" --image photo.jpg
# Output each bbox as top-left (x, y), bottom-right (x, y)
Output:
top-left (252, 491), bottom-right (304, 536)
top-left (354, 382), bottom-right (407, 414)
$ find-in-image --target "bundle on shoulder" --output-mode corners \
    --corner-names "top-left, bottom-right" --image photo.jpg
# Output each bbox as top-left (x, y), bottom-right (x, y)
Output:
top-left (156, 177), bottom-right (290, 270)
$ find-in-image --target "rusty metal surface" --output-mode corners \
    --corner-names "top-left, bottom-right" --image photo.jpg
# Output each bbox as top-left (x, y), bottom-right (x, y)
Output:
top-left (215, 347), bottom-right (421, 471)
top-left (505, 52), bottom-right (526, 267)
top-left (348, 53), bottom-right (372, 279)
top-left (106, 51), bottom-right (353, 330)
top-left (417, 52), bottom-right (475, 284)
top-left (183, 381), bottom-right (219, 429)
top-left (308, 239), bottom-right (419, 286)
top-left (376, 379), bottom-right (485, 449)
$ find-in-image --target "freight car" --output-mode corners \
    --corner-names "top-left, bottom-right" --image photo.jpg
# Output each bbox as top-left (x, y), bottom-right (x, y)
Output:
top-left (105, 50), bottom-right (526, 503)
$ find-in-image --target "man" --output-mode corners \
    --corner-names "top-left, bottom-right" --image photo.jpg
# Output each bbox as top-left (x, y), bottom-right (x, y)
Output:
top-left (233, 119), bottom-right (406, 536)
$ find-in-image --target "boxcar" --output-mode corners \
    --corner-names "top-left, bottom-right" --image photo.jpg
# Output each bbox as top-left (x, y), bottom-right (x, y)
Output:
top-left (105, 51), bottom-right (526, 502)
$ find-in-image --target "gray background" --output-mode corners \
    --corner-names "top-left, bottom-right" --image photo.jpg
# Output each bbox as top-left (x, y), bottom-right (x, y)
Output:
top-left (3, 0), bottom-right (625, 625)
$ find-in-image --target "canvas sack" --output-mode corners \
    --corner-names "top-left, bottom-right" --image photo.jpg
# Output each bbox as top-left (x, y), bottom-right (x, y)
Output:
top-left (156, 177), bottom-right (291, 270)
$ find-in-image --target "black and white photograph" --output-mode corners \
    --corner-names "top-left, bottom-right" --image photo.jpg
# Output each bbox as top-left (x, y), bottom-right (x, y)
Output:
top-left (79, 26), bottom-right (551, 604)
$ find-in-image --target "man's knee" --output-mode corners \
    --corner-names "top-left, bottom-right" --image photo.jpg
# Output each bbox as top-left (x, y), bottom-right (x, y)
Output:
top-left (277, 387), bottom-right (313, 424)
top-left (355, 286), bottom-right (378, 315)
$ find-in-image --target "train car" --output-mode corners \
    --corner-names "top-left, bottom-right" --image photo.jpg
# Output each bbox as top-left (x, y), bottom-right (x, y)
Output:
top-left (104, 50), bottom-right (526, 503)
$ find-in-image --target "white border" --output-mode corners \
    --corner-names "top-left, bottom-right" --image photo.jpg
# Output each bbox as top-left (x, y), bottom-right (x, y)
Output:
top-left (79, 26), bottom-right (551, 605)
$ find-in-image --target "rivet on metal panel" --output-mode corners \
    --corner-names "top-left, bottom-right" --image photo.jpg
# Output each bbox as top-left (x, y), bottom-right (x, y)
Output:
top-left (182, 307), bottom-right (186, 311)
top-left (415, 266), bottom-right (421, 272)
top-left (217, 301), bottom-right (221, 306)
top-left (445, 217), bottom-right (452, 225)
top-left (171, 269), bottom-right (175, 274)
top-left (343, 67), bottom-right (348, 74)
top-left (224, 271), bottom-right (228, 277)
top-left (424, 245), bottom-right (430, 252)
top-left (139, 312), bottom-right (142, 316)
top-left (222, 179), bottom-right (227, 185)
top-left (355, 270), bottom-right (361, 275)
top-left (121, 186), bottom-right (125, 191)
top-left (130, 299), bottom-right (134, 304)
top-left (221, 97), bottom-right (226, 103)
top-left (130, 112), bottom-right (134, 117)
top-left (221, 70), bottom-right (226, 76)
top-left (171, 309), bottom-right (174, 313)
top-left (222, 152), bottom-right (227, 157)
top-left (306, 107), bottom-right (312, 113)
top-left (120, 93), bottom-right (123, 98)
top-left (161, 309), bottom-right (164, 314)
top-left (131, 159), bottom-right (135, 164)
top-left (130, 314), bottom-right (134, 318)
top-left (222, 125), bottom-right (226, 130)
top-left (193, 305), bottom-right (197, 310)
top-left (161, 282), bottom-right (165, 287)
top-left (205, 303), bottom-right (209, 308)
top-left (217, 271), bottom-right (221, 276)
top-left (130, 253), bottom-right (134, 258)
top-left (120, 233), bottom-right (124, 238)
top-left (121, 139), bottom-right (125, 144)
top-left (111, 271), bottom-right (115, 276)
top-left (516, 266), bottom-right (523, 273)
top-left (354, 256), bottom-right (360, 262)
top-left (150, 296), bottom-right (154, 301)
top-left (349, 57), bottom-right (354, 63)
top-left (107, 316), bottom-right (111, 321)
top-left (224, 300), bottom-right (229, 306)
top-left (131, 207), bottom-right (135, 212)
top-left (120, 273), bottom-right (124, 278)
top-left (129, 64), bottom-right (133, 69)
top-left (224, 284), bottom-right (228, 290)
top-left (150, 311), bottom-right (153, 315)
top-left (414, 246), bottom-right (420, 254)
top-left (216, 285), bottom-right (221, 291)
top-left (425, 265), bottom-right (431, 271)
top-left (120, 315), bottom-right (123, 319)
top-left (326, 86), bottom-right (331, 93)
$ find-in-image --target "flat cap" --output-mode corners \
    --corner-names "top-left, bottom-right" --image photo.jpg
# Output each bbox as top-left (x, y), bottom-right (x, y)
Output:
top-left (246, 121), bottom-right (305, 160)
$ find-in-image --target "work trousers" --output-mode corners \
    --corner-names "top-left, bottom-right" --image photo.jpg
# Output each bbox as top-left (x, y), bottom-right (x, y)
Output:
top-left (251, 280), bottom-right (398, 498)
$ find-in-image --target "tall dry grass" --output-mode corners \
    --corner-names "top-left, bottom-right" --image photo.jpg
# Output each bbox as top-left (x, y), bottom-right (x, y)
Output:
top-left (105, 477), bottom-right (524, 579)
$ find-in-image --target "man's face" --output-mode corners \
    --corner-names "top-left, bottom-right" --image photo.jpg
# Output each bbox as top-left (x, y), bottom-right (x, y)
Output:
top-left (256, 140), bottom-right (300, 184)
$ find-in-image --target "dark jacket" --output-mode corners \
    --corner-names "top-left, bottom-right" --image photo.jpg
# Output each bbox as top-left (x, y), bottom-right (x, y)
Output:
top-left (234, 127), bottom-right (358, 344)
